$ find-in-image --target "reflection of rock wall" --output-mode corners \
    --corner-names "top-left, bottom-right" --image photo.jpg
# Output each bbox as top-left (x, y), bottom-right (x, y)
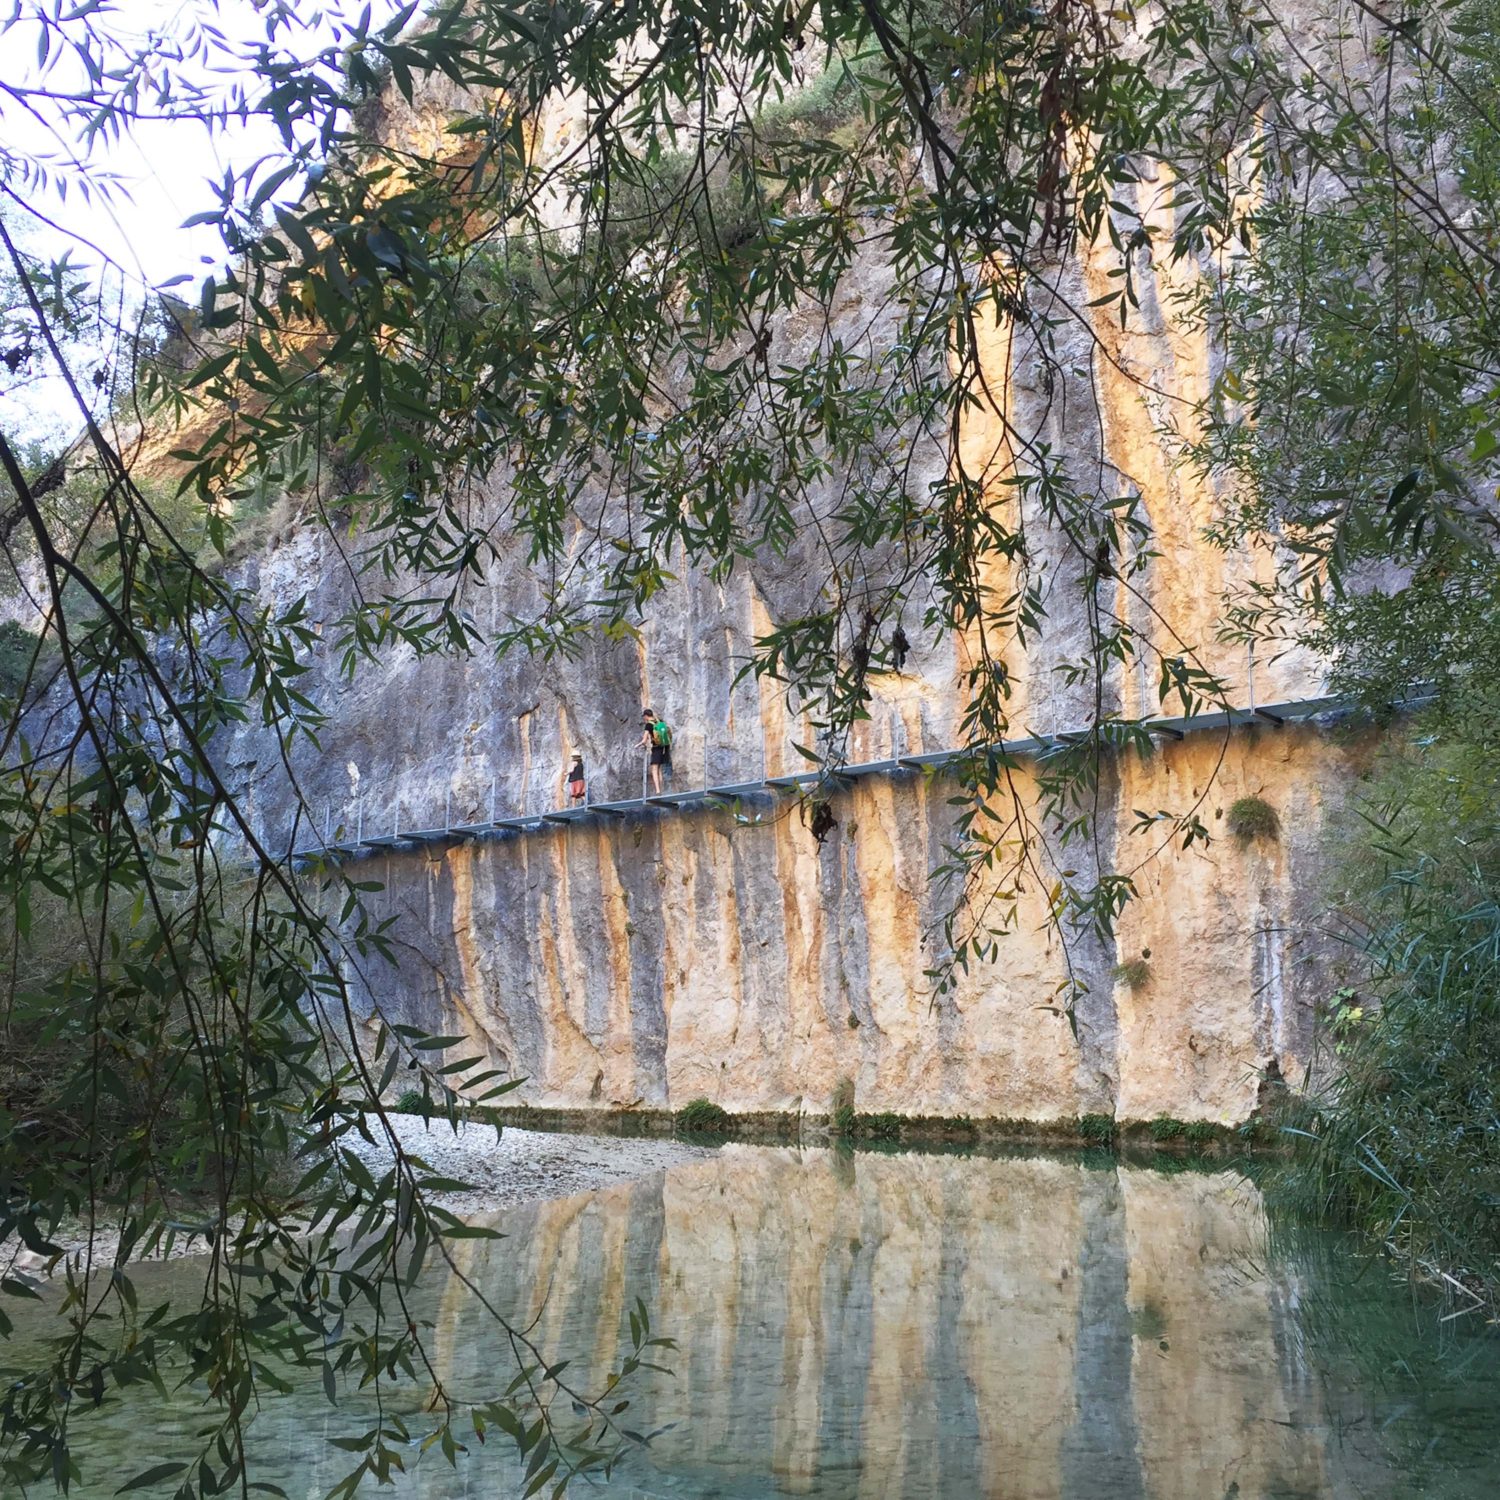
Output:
top-left (431, 1149), bottom-right (1341, 1498)
top-left (340, 722), bottom-right (1361, 1123)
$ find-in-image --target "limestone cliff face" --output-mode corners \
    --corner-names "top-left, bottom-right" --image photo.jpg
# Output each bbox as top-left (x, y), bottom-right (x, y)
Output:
top-left (318, 724), bottom-right (1358, 1122)
top-left (212, 66), bottom-right (1360, 1125)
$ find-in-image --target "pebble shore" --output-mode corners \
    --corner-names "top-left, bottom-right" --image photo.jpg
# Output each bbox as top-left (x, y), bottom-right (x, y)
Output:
top-left (18, 1119), bottom-right (716, 1270)
top-left (341, 1115), bottom-right (717, 1215)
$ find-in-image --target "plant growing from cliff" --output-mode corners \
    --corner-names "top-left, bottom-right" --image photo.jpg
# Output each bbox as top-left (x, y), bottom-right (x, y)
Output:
top-left (1112, 957), bottom-right (1151, 991)
top-left (1226, 797), bottom-right (1280, 846)
top-left (1077, 1113), bottom-right (1115, 1146)
top-left (858, 1111), bottom-right (903, 1142)
top-left (675, 1097), bottom-right (733, 1134)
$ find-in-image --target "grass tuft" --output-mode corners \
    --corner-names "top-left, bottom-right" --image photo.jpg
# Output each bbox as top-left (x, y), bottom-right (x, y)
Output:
top-left (1226, 795), bottom-right (1280, 843)
top-left (858, 1111), bottom-right (902, 1141)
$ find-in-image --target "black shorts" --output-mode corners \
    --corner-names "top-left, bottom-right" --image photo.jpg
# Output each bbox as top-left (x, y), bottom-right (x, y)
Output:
top-left (650, 745), bottom-right (671, 766)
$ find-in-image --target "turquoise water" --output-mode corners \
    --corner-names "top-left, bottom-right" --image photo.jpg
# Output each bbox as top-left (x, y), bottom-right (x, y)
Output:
top-left (7, 1144), bottom-right (1500, 1498)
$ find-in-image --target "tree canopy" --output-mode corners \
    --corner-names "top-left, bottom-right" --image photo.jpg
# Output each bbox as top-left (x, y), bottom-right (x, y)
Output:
top-left (1, 0), bottom-right (1498, 1492)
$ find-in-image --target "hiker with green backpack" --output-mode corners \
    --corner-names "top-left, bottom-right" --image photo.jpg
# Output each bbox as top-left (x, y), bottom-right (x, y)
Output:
top-left (639, 708), bottom-right (673, 795)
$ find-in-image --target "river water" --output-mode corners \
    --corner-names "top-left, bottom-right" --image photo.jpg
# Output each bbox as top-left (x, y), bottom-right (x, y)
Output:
top-left (12, 1144), bottom-right (1500, 1497)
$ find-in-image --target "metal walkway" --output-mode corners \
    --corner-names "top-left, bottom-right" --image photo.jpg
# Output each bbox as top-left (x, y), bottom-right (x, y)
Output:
top-left (289, 690), bottom-right (1425, 863)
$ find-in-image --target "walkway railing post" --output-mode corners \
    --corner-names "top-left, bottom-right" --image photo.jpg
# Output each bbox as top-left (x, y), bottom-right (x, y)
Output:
top-left (356, 789), bottom-right (362, 843)
top-left (489, 777), bottom-right (496, 824)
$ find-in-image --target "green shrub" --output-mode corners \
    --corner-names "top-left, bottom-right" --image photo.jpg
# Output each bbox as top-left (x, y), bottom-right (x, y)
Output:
top-left (1276, 726), bottom-right (1500, 1288)
top-left (1183, 1120), bottom-right (1218, 1144)
top-left (858, 1111), bottom-right (902, 1141)
top-left (1225, 795), bottom-right (1280, 843)
top-left (756, 65), bottom-right (861, 139)
top-left (1078, 1112), bottom-right (1115, 1145)
top-left (394, 1088), bottom-right (426, 1114)
top-left (0, 619), bottom-right (57, 704)
top-left (1112, 956), bottom-right (1151, 990)
top-left (675, 1097), bottom-right (732, 1133)
top-left (832, 1104), bottom-right (856, 1135)
top-left (588, 68), bottom-right (861, 271)
top-left (1130, 1299), bottom-right (1168, 1340)
top-left (1149, 1115), bottom-right (1185, 1141)
top-left (595, 148), bottom-right (766, 263)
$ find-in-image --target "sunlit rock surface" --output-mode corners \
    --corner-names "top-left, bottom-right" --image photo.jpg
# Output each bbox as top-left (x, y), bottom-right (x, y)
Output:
top-left (319, 724), bottom-right (1360, 1123)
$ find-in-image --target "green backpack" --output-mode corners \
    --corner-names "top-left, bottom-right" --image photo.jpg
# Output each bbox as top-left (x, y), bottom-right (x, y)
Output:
top-left (651, 718), bottom-right (672, 749)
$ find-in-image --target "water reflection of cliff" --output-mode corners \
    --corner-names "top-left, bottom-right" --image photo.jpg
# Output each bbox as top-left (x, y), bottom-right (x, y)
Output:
top-left (42, 1147), bottom-right (1500, 1497)
top-left (431, 1149), bottom-right (1343, 1499)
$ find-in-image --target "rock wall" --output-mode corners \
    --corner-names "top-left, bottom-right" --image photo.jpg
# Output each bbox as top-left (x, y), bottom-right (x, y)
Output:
top-left (204, 61), bottom-right (1365, 1127)
top-left (220, 267), bottom-right (1355, 1126)
top-left (326, 720), bottom-right (1360, 1123)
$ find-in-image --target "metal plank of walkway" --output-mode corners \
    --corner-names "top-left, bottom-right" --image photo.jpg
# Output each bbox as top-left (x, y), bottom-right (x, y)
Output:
top-left (763, 769), bottom-right (856, 790)
top-left (705, 780), bottom-right (773, 800)
top-left (997, 734), bottom-right (1053, 758)
top-left (361, 832), bottom-right (408, 849)
top-left (646, 790), bottom-right (699, 808)
top-left (590, 796), bottom-right (649, 815)
top-left (838, 757), bottom-right (902, 778)
top-left (898, 747), bottom-right (963, 771)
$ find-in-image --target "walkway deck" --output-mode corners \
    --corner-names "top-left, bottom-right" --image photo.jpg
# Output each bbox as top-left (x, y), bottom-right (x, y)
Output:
top-left (290, 690), bottom-right (1426, 863)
